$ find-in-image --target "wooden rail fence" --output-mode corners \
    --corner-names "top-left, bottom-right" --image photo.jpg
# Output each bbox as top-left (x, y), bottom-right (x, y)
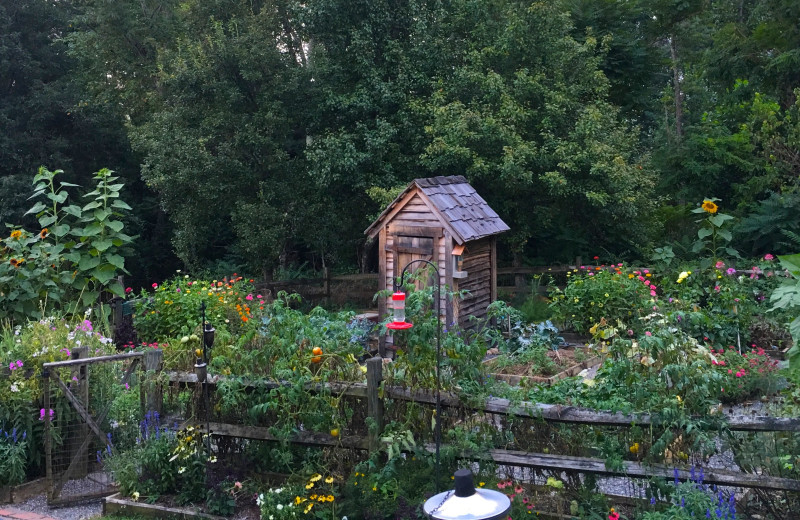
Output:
top-left (167, 359), bottom-right (800, 492)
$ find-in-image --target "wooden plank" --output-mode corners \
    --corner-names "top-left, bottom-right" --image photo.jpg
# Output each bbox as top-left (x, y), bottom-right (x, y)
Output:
top-left (208, 422), bottom-right (370, 450)
top-left (490, 237), bottom-right (497, 304)
top-left (389, 246), bottom-right (434, 255)
top-left (389, 225), bottom-right (442, 238)
top-left (444, 231), bottom-right (454, 326)
top-left (480, 448), bottom-right (800, 492)
top-left (104, 493), bottom-right (224, 520)
top-left (331, 273), bottom-right (380, 282)
top-left (44, 352), bottom-right (143, 369)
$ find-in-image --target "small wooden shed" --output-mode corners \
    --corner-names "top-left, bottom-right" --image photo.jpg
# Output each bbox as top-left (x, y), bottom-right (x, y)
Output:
top-left (364, 175), bottom-right (510, 329)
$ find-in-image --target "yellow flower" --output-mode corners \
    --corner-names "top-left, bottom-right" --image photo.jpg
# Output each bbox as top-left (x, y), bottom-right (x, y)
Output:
top-left (310, 494), bottom-right (318, 500)
top-left (629, 443), bottom-right (640, 454)
top-left (324, 477), bottom-right (334, 484)
top-left (305, 483), bottom-right (314, 489)
top-left (304, 503), bottom-right (314, 514)
top-left (479, 482), bottom-right (485, 487)
top-left (10, 230), bottom-right (21, 239)
top-left (701, 200), bottom-right (718, 214)
top-left (310, 474), bottom-right (322, 482)
top-left (326, 495), bottom-right (334, 502)
top-left (628, 274), bottom-right (634, 279)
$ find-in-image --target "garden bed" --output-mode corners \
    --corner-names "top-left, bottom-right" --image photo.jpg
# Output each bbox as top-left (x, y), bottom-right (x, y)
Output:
top-left (483, 348), bottom-right (601, 386)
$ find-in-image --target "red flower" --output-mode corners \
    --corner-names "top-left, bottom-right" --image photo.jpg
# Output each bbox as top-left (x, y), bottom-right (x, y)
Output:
top-left (152, 283), bottom-right (158, 289)
top-left (609, 512), bottom-right (620, 520)
top-left (125, 287), bottom-right (133, 294)
top-left (593, 256), bottom-right (599, 260)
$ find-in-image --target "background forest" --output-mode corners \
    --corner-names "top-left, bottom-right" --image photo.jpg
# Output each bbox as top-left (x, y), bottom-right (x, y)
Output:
top-left (2, 0), bottom-right (799, 287)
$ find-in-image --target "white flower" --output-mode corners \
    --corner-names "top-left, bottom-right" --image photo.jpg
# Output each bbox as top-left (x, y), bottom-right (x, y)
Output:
top-left (84, 308), bottom-right (92, 317)
top-left (10, 383), bottom-right (20, 393)
top-left (277, 504), bottom-right (284, 510)
top-left (132, 491), bottom-right (140, 501)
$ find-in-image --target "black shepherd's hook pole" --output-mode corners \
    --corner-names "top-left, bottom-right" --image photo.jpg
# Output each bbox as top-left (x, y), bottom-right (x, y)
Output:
top-left (395, 259), bottom-right (442, 492)
top-left (201, 301), bottom-right (211, 478)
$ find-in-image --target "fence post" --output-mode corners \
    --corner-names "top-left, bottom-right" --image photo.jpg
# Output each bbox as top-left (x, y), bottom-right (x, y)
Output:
top-left (142, 349), bottom-right (164, 415)
top-left (43, 368), bottom-right (52, 501)
top-left (323, 267), bottom-right (331, 304)
top-left (70, 347), bottom-right (89, 478)
top-left (366, 357), bottom-right (384, 453)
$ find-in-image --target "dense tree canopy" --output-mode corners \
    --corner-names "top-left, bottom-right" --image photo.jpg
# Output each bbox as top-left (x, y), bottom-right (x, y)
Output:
top-left (1, 0), bottom-right (798, 281)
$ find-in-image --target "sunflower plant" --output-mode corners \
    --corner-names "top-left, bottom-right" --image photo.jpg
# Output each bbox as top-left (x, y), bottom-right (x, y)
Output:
top-left (690, 198), bottom-right (739, 270)
top-left (0, 167), bottom-right (133, 323)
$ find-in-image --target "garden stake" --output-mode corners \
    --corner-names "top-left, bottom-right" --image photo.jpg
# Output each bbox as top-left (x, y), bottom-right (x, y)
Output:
top-left (387, 259), bottom-right (443, 493)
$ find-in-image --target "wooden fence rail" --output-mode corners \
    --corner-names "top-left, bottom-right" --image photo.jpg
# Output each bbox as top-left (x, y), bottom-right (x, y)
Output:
top-left (168, 360), bottom-right (800, 493)
top-left (167, 371), bottom-right (800, 432)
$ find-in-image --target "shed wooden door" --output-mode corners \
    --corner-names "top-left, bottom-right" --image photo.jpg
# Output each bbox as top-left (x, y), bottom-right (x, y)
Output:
top-left (393, 235), bottom-right (435, 290)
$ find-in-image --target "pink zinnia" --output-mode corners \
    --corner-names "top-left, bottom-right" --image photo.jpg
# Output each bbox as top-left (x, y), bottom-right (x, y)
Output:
top-left (246, 294), bottom-right (254, 301)
top-left (714, 286), bottom-right (720, 292)
top-left (764, 254), bottom-right (774, 261)
top-left (726, 268), bottom-right (736, 275)
top-left (650, 290), bottom-right (657, 297)
top-left (715, 261), bottom-right (725, 269)
top-left (645, 331), bottom-right (652, 336)
top-left (152, 283), bottom-right (158, 289)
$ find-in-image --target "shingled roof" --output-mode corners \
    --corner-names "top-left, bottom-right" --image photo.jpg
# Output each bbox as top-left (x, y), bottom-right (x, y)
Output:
top-left (364, 175), bottom-right (510, 244)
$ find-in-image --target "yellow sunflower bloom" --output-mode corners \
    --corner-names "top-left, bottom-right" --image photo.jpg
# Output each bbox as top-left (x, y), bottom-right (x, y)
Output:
top-left (10, 230), bottom-right (21, 239)
top-left (701, 200), bottom-right (718, 214)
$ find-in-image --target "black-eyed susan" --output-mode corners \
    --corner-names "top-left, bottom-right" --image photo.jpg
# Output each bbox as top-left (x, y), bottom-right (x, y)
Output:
top-left (39, 228), bottom-right (48, 239)
top-left (310, 473), bottom-right (322, 482)
top-left (324, 476), bottom-right (334, 484)
top-left (9, 258), bottom-right (20, 267)
top-left (701, 200), bottom-right (718, 214)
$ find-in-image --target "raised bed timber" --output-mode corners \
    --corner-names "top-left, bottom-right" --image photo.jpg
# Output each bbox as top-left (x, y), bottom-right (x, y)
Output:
top-left (483, 352), bottom-right (601, 386)
top-left (103, 493), bottom-right (226, 520)
top-left (0, 478), bottom-right (47, 505)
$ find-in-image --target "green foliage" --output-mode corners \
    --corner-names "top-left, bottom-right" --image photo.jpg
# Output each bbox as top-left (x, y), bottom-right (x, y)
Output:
top-left (0, 315), bottom-right (116, 482)
top-left (770, 253), bottom-right (800, 376)
top-left (107, 423), bottom-right (209, 504)
top-left (0, 425), bottom-right (28, 486)
top-left (0, 167), bottom-right (132, 322)
top-left (737, 191), bottom-right (800, 256)
top-left (133, 275), bottom-right (257, 342)
top-left (550, 266), bottom-right (653, 333)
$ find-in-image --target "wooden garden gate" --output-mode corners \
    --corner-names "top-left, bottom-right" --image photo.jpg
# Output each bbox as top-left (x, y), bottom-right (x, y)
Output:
top-left (42, 349), bottom-right (163, 505)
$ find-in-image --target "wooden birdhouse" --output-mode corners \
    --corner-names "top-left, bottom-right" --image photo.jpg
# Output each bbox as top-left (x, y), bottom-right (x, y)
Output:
top-left (364, 175), bottom-right (510, 330)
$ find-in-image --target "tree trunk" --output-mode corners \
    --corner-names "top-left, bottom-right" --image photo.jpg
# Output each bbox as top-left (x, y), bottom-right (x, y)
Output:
top-left (670, 36), bottom-right (683, 141)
